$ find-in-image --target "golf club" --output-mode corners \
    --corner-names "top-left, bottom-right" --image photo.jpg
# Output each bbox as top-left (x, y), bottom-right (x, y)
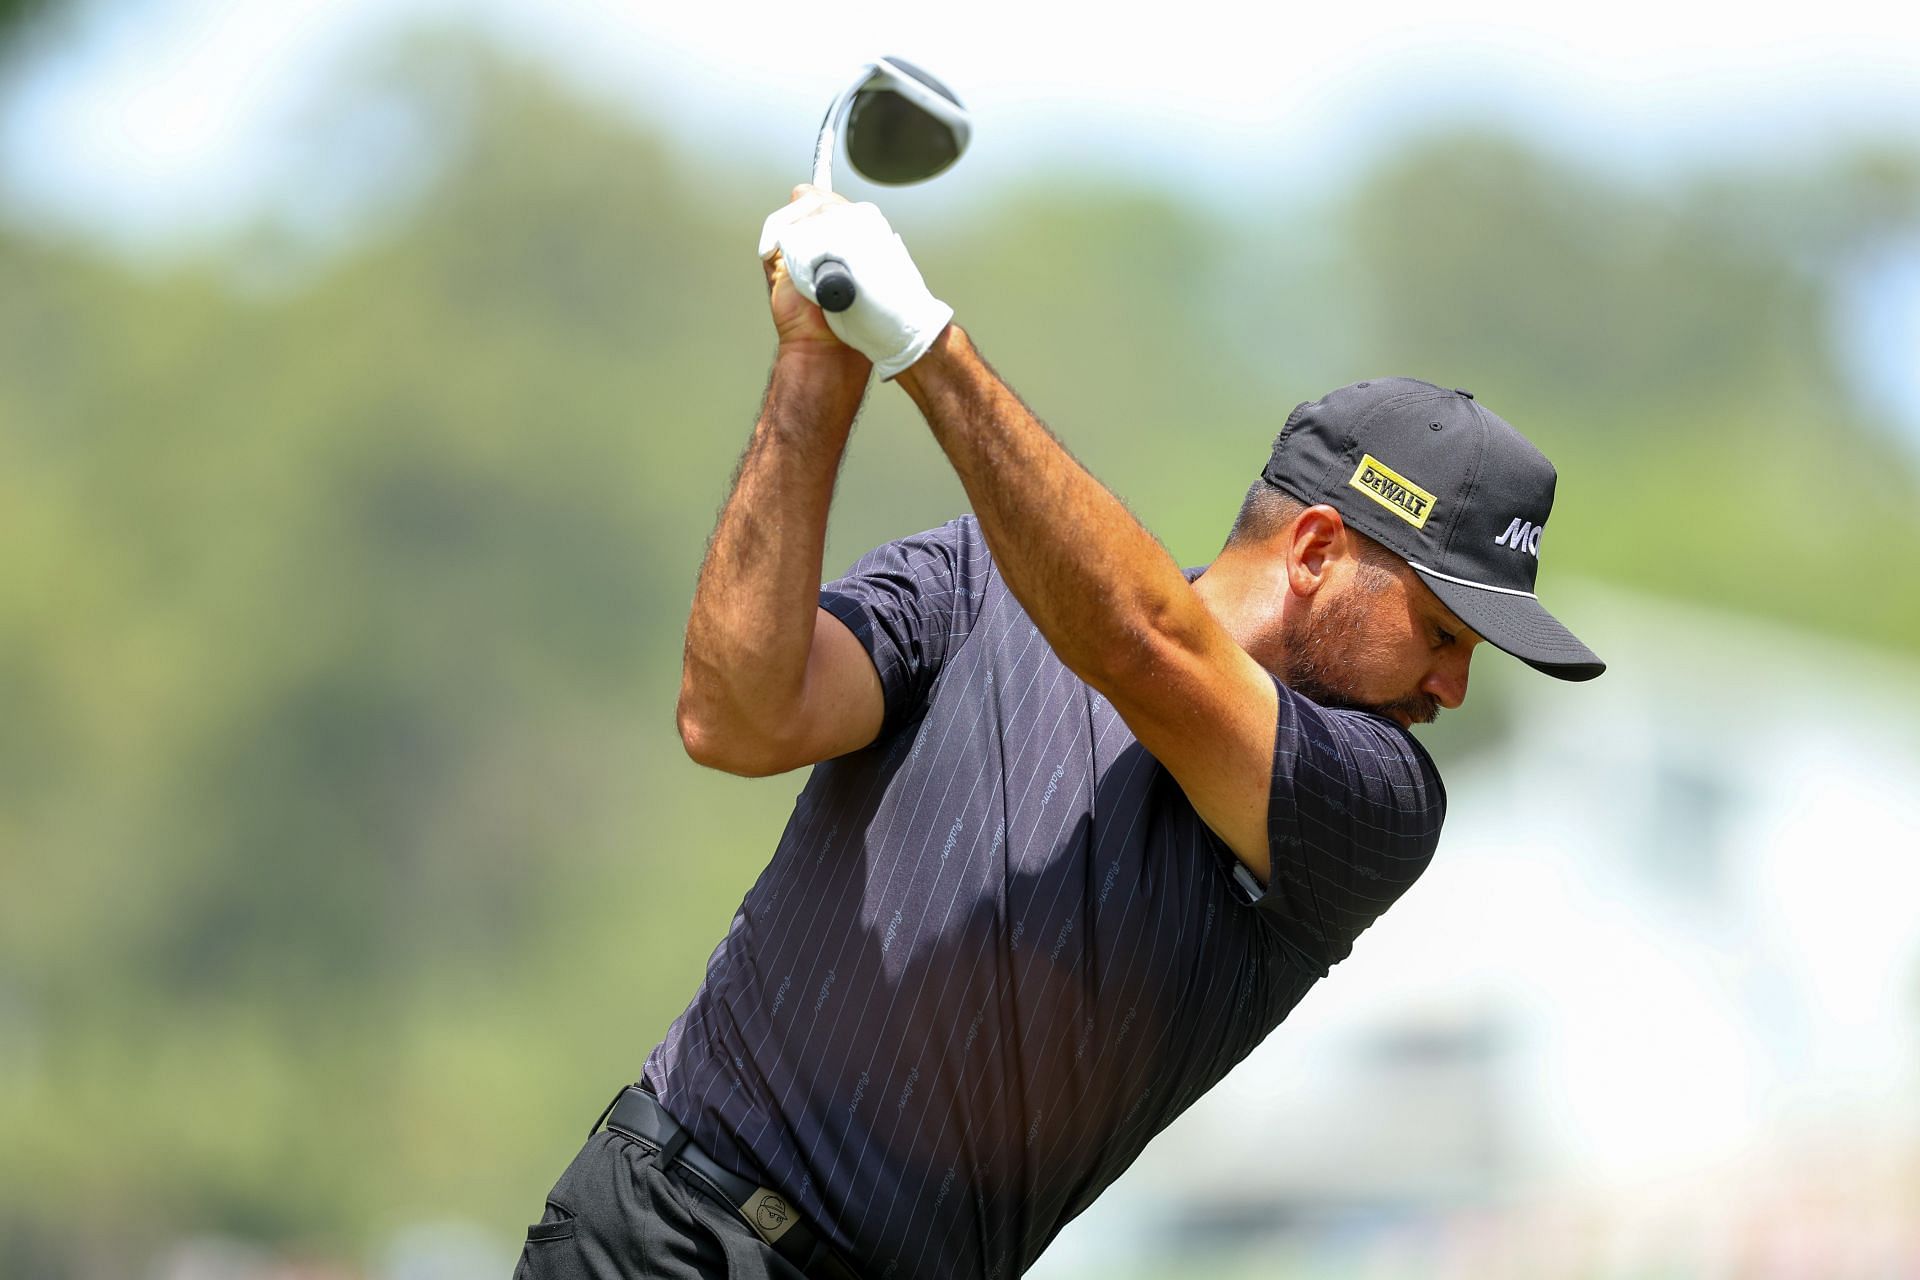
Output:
top-left (806, 57), bottom-right (970, 313)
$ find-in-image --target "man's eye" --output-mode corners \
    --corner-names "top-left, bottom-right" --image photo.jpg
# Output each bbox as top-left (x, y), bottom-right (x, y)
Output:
top-left (1433, 627), bottom-right (1455, 648)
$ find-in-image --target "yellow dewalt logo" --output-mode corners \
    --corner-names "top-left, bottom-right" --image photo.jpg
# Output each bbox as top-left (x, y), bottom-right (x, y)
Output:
top-left (1349, 454), bottom-right (1437, 529)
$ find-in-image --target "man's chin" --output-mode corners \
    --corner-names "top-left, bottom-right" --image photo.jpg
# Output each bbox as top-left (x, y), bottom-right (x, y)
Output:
top-left (1379, 694), bottom-right (1440, 727)
top-left (1281, 674), bottom-right (1438, 727)
top-left (1274, 605), bottom-right (1438, 727)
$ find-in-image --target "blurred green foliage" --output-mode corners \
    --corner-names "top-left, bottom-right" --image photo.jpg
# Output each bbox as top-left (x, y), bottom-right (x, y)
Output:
top-left (1, 33), bottom-right (1917, 1274)
top-left (0, 0), bottom-right (58, 78)
top-left (0, 0), bottom-right (47, 40)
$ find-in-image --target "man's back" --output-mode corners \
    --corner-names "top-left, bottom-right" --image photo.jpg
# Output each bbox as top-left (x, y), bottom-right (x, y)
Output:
top-left (646, 517), bottom-right (1443, 1280)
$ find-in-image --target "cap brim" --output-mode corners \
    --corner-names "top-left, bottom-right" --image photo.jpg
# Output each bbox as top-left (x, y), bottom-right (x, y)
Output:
top-left (1412, 570), bottom-right (1606, 682)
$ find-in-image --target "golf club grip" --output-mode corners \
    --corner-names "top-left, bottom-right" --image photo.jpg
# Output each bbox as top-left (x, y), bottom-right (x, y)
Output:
top-left (815, 257), bottom-right (856, 312)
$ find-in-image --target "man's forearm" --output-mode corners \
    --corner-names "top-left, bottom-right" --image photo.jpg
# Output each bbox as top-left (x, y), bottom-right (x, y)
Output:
top-left (894, 326), bottom-right (1207, 689)
top-left (679, 348), bottom-right (869, 743)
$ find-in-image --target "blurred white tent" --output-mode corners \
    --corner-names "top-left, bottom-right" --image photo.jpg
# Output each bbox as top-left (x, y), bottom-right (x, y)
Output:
top-left (1037, 585), bottom-right (1920, 1277)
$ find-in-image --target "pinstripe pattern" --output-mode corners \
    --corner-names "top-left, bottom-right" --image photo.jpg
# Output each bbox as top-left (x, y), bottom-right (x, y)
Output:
top-left (644, 517), bottom-right (1446, 1279)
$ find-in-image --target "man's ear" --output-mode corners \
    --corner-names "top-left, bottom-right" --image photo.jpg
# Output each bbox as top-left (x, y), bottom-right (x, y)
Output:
top-left (1285, 505), bottom-right (1349, 598)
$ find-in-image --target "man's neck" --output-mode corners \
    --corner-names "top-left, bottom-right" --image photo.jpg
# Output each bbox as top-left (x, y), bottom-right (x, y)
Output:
top-left (1190, 549), bottom-right (1292, 677)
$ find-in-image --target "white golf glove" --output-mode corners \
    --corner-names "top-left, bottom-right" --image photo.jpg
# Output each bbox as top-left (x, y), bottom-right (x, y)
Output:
top-left (758, 193), bottom-right (953, 380)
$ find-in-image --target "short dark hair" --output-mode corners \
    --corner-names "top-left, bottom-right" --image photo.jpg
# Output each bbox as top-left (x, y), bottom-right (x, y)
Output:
top-left (1224, 481), bottom-right (1405, 583)
top-left (1225, 480), bottom-right (1301, 548)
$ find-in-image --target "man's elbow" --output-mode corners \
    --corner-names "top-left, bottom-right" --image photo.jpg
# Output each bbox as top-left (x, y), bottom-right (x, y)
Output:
top-left (675, 697), bottom-right (797, 777)
top-left (675, 702), bottom-right (727, 771)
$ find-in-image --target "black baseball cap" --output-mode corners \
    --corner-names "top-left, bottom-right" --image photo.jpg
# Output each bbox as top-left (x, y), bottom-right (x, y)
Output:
top-left (1261, 377), bottom-right (1604, 681)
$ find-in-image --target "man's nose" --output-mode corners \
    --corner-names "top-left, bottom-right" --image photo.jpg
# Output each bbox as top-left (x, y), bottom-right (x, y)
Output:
top-left (1423, 647), bottom-right (1473, 710)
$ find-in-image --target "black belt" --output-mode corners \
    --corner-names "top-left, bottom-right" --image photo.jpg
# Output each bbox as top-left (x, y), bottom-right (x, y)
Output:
top-left (594, 1085), bottom-right (863, 1280)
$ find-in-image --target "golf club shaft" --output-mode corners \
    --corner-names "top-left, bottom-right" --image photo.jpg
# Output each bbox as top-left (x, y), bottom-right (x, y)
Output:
top-left (810, 93), bottom-right (846, 194)
top-left (809, 81), bottom-right (860, 312)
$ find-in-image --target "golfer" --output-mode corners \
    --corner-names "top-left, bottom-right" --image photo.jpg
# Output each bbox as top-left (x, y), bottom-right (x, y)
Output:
top-left (512, 188), bottom-right (1605, 1279)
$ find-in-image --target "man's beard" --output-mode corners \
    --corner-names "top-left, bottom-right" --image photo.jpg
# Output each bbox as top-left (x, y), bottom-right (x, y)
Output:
top-left (1279, 587), bottom-right (1440, 726)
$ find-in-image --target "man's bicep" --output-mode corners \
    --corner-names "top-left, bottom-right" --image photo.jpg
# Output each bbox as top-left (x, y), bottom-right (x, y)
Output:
top-left (818, 515), bottom-right (991, 735)
top-left (782, 608), bottom-right (887, 767)
top-left (1104, 638), bottom-right (1280, 884)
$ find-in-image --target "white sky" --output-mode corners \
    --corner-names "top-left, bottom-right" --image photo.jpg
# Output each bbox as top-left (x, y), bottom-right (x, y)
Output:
top-left (6, 0), bottom-right (1920, 244)
top-left (3, 0), bottom-right (1916, 433)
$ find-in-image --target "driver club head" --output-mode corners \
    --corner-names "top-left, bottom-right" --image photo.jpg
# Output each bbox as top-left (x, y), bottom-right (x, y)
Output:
top-left (804, 58), bottom-right (968, 313)
top-left (843, 56), bottom-right (971, 185)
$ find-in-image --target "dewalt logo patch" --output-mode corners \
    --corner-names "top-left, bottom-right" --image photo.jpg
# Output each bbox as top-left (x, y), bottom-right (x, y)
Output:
top-left (1348, 454), bottom-right (1437, 529)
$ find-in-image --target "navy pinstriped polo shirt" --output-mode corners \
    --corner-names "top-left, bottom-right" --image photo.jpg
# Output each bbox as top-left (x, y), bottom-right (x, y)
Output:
top-left (644, 516), bottom-right (1446, 1279)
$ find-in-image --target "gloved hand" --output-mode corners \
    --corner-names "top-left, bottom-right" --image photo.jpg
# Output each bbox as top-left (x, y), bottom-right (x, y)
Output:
top-left (758, 188), bottom-right (953, 380)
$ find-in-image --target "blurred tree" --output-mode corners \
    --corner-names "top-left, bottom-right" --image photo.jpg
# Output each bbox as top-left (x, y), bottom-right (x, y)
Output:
top-left (1, 27), bottom-right (1917, 1275)
top-left (0, 0), bottom-right (56, 74)
top-left (0, 0), bottom-right (50, 36)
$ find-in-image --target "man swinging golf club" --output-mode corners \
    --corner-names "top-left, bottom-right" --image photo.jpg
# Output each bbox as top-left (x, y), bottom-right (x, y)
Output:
top-left (513, 61), bottom-right (1603, 1280)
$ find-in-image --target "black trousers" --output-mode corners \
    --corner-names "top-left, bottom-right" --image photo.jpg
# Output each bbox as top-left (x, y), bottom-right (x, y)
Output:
top-left (513, 1130), bottom-right (808, 1280)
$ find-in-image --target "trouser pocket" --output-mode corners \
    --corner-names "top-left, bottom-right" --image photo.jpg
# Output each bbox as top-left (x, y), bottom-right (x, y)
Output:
top-left (513, 1200), bottom-right (592, 1279)
top-left (525, 1200), bottom-right (579, 1245)
top-left (513, 1129), bottom-right (806, 1279)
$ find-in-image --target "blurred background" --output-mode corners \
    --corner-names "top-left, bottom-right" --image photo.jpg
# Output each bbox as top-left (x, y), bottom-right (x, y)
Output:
top-left (2, 2), bottom-right (1919, 1276)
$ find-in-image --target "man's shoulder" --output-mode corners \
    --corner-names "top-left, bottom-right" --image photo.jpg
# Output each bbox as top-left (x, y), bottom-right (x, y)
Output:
top-left (1327, 703), bottom-right (1445, 787)
top-left (1276, 686), bottom-right (1449, 831)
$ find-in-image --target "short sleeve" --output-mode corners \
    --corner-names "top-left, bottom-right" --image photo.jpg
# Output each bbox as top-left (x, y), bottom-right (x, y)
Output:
top-left (1237, 676), bottom-right (1448, 976)
top-left (818, 516), bottom-right (993, 737)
